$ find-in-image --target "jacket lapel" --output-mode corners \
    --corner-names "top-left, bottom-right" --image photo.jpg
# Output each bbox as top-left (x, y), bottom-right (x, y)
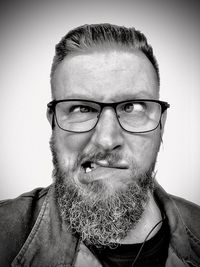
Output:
top-left (154, 182), bottom-right (200, 267)
top-left (11, 185), bottom-right (79, 267)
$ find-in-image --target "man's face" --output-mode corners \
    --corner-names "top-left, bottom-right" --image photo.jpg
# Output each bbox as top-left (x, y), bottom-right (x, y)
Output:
top-left (49, 49), bottom-right (163, 246)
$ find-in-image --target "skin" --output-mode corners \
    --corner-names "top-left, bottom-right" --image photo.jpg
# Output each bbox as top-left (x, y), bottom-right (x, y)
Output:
top-left (48, 48), bottom-right (167, 243)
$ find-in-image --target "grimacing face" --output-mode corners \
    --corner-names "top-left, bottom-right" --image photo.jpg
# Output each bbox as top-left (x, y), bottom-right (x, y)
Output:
top-left (48, 49), bottom-right (166, 246)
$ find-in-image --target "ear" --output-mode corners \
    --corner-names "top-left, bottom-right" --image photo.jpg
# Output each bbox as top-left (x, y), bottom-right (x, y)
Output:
top-left (160, 110), bottom-right (167, 137)
top-left (46, 108), bottom-right (55, 129)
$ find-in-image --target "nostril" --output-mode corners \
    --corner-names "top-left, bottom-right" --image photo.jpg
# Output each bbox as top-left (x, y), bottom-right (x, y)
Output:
top-left (113, 144), bottom-right (122, 150)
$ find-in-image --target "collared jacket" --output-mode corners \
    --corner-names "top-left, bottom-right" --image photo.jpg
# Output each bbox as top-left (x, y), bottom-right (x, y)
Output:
top-left (0, 183), bottom-right (200, 267)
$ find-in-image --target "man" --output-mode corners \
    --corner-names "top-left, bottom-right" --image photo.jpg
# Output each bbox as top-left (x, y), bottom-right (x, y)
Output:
top-left (0, 23), bottom-right (200, 267)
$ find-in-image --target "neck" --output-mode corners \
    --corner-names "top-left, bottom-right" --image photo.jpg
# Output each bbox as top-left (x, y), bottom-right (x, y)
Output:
top-left (120, 193), bottom-right (162, 244)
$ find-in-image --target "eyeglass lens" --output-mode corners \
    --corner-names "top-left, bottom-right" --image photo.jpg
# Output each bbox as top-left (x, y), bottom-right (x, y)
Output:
top-left (55, 100), bottom-right (162, 133)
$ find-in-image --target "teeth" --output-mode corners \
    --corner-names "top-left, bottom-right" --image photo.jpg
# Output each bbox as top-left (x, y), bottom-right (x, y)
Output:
top-left (85, 167), bottom-right (92, 173)
top-left (90, 163), bottom-right (96, 169)
top-left (84, 163), bottom-right (97, 173)
top-left (83, 162), bottom-right (98, 173)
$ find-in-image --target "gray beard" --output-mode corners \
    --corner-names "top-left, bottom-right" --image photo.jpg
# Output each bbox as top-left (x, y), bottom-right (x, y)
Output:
top-left (51, 137), bottom-right (156, 248)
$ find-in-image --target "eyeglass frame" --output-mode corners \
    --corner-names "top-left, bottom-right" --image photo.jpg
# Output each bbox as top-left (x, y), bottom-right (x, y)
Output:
top-left (47, 98), bottom-right (170, 134)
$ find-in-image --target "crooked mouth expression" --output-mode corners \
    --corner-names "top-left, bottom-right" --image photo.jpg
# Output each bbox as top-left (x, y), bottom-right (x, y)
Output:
top-left (82, 159), bottom-right (128, 172)
top-left (79, 158), bottom-right (132, 186)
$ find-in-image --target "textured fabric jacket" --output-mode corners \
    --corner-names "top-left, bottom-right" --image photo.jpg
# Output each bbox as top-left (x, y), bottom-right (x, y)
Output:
top-left (0, 182), bottom-right (200, 267)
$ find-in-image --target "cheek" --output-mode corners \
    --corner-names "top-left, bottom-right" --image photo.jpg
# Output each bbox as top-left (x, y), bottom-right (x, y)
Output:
top-left (126, 131), bottom-right (161, 169)
top-left (54, 130), bottom-right (92, 168)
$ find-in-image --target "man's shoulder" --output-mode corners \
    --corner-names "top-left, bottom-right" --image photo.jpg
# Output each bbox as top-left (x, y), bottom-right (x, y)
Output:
top-left (0, 186), bottom-right (49, 202)
top-left (170, 194), bottom-right (200, 236)
top-left (0, 186), bottom-right (50, 266)
top-left (170, 194), bottom-right (200, 213)
top-left (155, 184), bottom-right (200, 239)
top-left (0, 186), bottom-right (49, 220)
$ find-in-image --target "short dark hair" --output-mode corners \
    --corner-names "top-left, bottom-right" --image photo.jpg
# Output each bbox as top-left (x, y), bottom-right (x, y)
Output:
top-left (51, 23), bottom-right (160, 89)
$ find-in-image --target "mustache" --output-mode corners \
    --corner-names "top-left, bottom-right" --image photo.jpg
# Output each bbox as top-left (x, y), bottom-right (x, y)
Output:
top-left (50, 134), bottom-right (125, 171)
top-left (73, 149), bottom-right (125, 170)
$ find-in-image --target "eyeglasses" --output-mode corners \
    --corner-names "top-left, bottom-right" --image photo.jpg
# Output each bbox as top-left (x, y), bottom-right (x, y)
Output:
top-left (47, 99), bottom-right (170, 133)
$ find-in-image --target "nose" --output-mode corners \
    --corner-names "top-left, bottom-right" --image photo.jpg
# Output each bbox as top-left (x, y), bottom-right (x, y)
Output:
top-left (91, 108), bottom-right (124, 151)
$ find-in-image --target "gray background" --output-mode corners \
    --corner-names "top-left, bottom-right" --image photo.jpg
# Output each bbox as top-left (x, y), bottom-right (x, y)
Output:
top-left (0, 0), bottom-right (200, 204)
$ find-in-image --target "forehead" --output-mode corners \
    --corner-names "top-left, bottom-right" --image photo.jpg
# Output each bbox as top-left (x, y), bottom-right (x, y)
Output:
top-left (52, 49), bottom-right (159, 101)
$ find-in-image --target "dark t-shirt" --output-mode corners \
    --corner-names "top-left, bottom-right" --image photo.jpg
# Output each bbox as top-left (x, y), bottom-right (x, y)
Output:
top-left (87, 219), bottom-right (169, 267)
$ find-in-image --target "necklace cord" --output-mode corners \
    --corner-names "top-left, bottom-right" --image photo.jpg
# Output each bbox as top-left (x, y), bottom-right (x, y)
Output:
top-left (130, 217), bottom-right (165, 267)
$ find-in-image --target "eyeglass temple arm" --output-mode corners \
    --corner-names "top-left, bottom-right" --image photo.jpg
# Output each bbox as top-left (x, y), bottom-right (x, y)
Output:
top-left (47, 102), bottom-right (56, 129)
top-left (160, 103), bottom-right (169, 130)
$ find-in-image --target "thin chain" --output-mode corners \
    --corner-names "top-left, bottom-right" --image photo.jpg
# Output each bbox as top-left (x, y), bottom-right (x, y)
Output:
top-left (130, 218), bottom-right (165, 267)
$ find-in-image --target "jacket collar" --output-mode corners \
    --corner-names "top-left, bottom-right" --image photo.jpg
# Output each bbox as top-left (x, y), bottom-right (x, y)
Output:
top-left (12, 185), bottom-right (80, 267)
top-left (12, 183), bottom-right (200, 267)
top-left (154, 182), bottom-right (200, 266)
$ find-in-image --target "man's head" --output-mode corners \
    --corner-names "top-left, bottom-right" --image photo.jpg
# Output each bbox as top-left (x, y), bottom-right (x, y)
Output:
top-left (47, 24), bottom-right (168, 247)
top-left (50, 23), bottom-right (160, 94)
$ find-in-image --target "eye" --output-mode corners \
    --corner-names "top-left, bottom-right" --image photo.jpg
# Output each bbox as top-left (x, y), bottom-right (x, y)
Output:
top-left (69, 105), bottom-right (96, 113)
top-left (123, 102), bottom-right (145, 113)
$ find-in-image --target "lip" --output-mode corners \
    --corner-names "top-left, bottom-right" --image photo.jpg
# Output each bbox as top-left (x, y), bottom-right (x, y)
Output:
top-left (79, 164), bottom-right (131, 184)
top-left (97, 160), bottom-right (129, 169)
top-left (81, 159), bottom-right (129, 170)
